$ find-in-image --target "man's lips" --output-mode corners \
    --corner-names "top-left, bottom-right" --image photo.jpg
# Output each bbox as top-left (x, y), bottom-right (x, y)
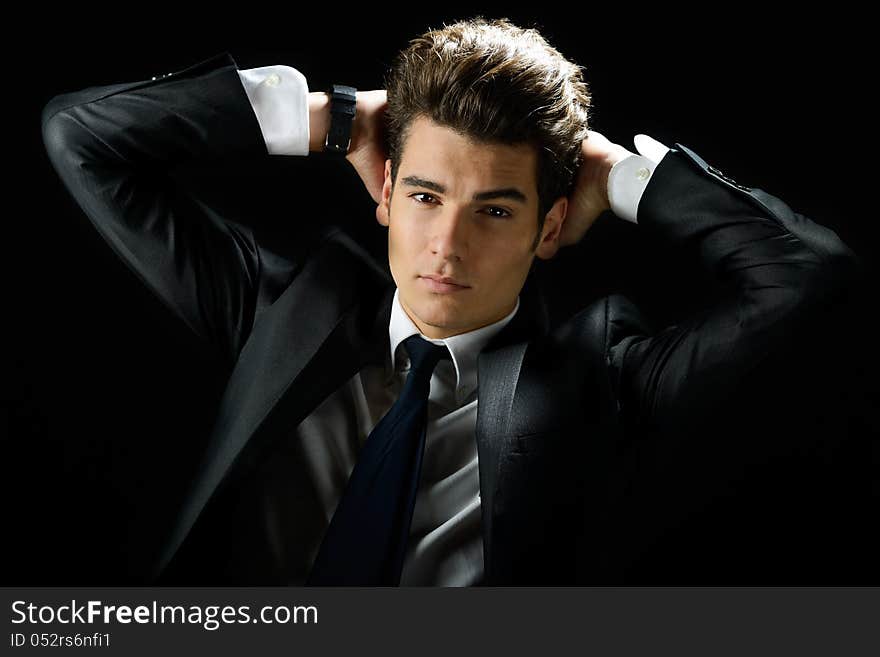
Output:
top-left (421, 274), bottom-right (468, 286)
top-left (419, 275), bottom-right (470, 293)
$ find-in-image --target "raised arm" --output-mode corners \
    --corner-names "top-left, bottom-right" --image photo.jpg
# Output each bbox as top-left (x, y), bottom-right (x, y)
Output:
top-left (41, 52), bottom-right (274, 364)
top-left (40, 51), bottom-right (384, 366)
top-left (602, 141), bottom-right (862, 428)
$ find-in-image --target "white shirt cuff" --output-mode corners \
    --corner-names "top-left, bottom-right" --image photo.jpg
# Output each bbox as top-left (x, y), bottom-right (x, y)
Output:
top-left (237, 65), bottom-right (310, 156)
top-left (607, 134), bottom-right (671, 223)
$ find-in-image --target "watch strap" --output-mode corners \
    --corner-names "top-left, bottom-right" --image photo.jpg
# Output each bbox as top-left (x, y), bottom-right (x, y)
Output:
top-left (324, 84), bottom-right (357, 155)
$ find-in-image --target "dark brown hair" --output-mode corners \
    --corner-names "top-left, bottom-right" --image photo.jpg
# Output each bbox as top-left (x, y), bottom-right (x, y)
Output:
top-left (383, 16), bottom-right (592, 250)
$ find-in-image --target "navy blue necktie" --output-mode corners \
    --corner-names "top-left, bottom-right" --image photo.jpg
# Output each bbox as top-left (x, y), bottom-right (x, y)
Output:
top-left (307, 334), bottom-right (452, 586)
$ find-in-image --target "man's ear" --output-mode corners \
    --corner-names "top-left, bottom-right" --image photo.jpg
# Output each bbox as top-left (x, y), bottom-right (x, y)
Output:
top-left (376, 159), bottom-right (393, 227)
top-left (534, 196), bottom-right (568, 260)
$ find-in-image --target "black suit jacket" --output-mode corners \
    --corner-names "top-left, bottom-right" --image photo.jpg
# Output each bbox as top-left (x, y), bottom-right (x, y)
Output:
top-left (41, 51), bottom-right (862, 585)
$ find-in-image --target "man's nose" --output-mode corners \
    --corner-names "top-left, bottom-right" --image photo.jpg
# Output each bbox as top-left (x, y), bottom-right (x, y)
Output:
top-left (429, 208), bottom-right (470, 262)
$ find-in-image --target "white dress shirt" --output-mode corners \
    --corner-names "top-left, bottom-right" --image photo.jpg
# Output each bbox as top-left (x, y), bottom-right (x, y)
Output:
top-left (234, 64), bottom-right (669, 585)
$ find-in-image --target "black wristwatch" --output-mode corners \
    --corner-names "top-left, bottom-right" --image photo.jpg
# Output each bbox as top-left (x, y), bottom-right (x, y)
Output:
top-left (324, 84), bottom-right (357, 155)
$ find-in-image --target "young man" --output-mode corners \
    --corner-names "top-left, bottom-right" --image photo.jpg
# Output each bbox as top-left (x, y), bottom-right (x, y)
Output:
top-left (41, 18), bottom-right (860, 585)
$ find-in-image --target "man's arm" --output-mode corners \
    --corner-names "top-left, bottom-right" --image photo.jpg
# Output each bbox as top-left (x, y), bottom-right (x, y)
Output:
top-left (40, 52), bottom-right (364, 365)
top-left (601, 141), bottom-right (862, 428)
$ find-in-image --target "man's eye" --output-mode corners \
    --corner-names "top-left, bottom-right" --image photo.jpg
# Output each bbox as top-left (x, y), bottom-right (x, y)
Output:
top-left (483, 207), bottom-right (511, 218)
top-left (411, 193), bottom-right (437, 204)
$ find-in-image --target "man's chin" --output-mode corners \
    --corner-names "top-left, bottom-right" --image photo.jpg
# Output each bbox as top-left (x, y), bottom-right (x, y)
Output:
top-left (402, 295), bottom-right (470, 329)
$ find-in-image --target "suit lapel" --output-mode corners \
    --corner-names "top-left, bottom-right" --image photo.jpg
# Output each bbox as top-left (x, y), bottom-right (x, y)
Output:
top-left (475, 274), bottom-right (548, 583)
top-left (154, 236), bottom-right (393, 579)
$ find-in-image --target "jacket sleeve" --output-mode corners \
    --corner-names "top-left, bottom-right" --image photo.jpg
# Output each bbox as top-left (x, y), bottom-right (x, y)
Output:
top-left (40, 51), bottom-right (292, 366)
top-left (604, 143), bottom-right (863, 428)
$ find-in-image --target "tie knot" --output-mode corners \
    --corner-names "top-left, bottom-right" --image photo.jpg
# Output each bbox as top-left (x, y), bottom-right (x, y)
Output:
top-left (403, 335), bottom-right (451, 378)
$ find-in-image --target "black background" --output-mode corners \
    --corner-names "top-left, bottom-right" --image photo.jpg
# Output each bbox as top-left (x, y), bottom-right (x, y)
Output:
top-left (3, 6), bottom-right (876, 584)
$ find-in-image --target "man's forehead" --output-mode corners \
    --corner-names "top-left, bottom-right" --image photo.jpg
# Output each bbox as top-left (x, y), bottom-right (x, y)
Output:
top-left (400, 118), bottom-right (538, 197)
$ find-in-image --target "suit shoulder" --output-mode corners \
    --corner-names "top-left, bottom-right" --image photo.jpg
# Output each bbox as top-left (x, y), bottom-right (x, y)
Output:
top-left (325, 230), bottom-right (392, 284)
top-left (605, 293), bottom-right (655, 347)
top-left (554, 293), bottom-right (654, 356)
top-left (253, 227), bottom-right (391, 318)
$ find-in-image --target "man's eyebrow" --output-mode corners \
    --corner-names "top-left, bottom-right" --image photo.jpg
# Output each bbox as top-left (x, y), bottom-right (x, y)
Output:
top-left (400, 175), bottom-right (528, 204)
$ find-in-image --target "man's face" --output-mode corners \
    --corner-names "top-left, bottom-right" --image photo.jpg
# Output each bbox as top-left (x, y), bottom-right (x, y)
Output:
top-left (376, 115), bottom-right (567, 339)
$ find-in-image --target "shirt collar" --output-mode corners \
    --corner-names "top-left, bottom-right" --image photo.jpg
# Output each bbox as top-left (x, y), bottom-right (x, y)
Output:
top-left (388, 288), bottom-right (520, 403)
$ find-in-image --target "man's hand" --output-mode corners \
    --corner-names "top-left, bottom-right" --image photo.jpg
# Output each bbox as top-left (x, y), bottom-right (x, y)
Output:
top-left (558, 130), bottom-right (634, 248)
top-left (345, 90), bottom-right (388, 204)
